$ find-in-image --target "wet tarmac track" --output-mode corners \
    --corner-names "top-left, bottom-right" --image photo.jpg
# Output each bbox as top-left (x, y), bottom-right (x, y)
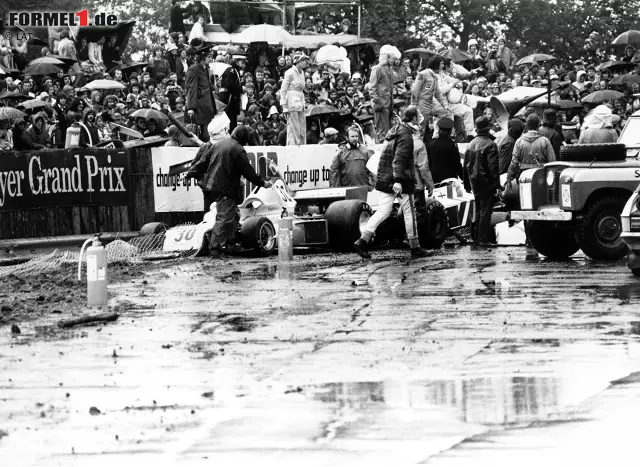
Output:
top-left (2, 244), bottom-right (640, 465)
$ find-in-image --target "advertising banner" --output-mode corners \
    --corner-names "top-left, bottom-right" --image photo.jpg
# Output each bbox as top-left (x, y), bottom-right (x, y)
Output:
top-left (0, 148), bottom-right (129, 212)
top-left (151, 144), bottom-right (349, 213)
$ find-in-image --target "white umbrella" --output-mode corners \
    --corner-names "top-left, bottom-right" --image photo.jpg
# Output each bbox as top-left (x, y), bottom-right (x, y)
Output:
top-left (316, 45), bottom-right (346, 64)
top-left (209, 62), bottom-right (230, 77)
top-left (82, 79), bottom-right (126, 91)
top-left (235, 24), bottom-right (292, 45)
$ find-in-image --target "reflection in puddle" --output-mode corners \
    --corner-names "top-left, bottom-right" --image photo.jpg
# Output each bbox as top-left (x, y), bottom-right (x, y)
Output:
top-left (303, 377), bottom-right (579, 426)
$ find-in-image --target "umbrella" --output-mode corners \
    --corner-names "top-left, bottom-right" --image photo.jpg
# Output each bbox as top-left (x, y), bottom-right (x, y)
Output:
top-left (17, 99), bottom-right (51, 110)
top-left (0, 107), bottom-right (27, 123)
top-left (23, 62), bottom-right (63, 75)
top-left (405, 47), bottom-right (438, 57)
top-left (581, 90), bottom-right (624, 104)
top-left (28, 56), bottom-right (65, 66)
top-left (305, 104), bottom-right (339, 117)
top-left (595, 60), bottom-right (636, 72)
top-left (130, 108), bottom-right (169, 121)
top-left (81, 79), bottom-right (127, 91)
top-left (516, 54), bottom-right (556, 66)
top-left (440, 48), bottom-right (473, 63)
top-left (612, 30), bottom-right (640, 46)
top-left (0, 64), bottom-right (21, 75)
top-left (555, 99), bottom-right (584, 109)
top-left (608, 74), bottom-right (640, 87)
top-left (342, 38), bottom-right (377, 47)
top-left (113, 61), bottom-right (147, 74)
top-left (235, 24), bottom-right (292, 45)
top-left (316, 44), bottom-right (347, 64)
top-left (0, 91), bottom-right (30, 101)
top-left (48, 54), bottom-right (78, 65)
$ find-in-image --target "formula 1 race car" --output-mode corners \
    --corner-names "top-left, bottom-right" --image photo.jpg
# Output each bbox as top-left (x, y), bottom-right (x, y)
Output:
top-left (140, 162), bottom-right (475, 255)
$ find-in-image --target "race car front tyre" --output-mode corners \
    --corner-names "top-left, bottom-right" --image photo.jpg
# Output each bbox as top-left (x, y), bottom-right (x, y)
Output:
top-left (326, 200), bottom-right (373, 251)
top-left (525, 220), bottom-right (579, 259)
top-left (139, 222), bottom-right (169, 236)
top-left (419, 199), bottom-right (449, 248)
top-left (239, 217), bottom-right (276, 255)
top-left (575, 195), bottom-right (628, 260)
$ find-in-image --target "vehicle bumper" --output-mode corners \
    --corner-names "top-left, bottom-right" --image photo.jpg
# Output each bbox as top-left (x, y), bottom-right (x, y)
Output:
top-left (510, 209), bottom-right (573, 222)
top-left (621, 232), bottom-right (640, 251)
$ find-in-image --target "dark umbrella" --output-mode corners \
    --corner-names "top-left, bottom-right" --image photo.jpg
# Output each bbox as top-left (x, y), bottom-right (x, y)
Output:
top-left (28, 56), bottom-right (65, 66)
top-left (608, 74), bottom-right (640, 87)
top-left (48, 54), bottom-right (78, 66)
top-left (113, 61), bottom-right (147, 74)
top-left (555, 99), bottom-right (584, 109)
top-left (17, 99), bottom-right (51, 110)
top-left (342, 38), bottom-right (377, 47)
top-left (22, 62), bottom-right (63, 76)
top-left (595, 61), bottom-right (636, 72)
top-left (440, 48), bottom-right (473, 63)
top-left (516, 53), bottom-right (556, 66)
top-left (612, 30), bottom-right (640, 47)
top-left (0, 91), bottom-right (30, 100)
top-left (305, 104), bottom-right (339, 117)
top-left (405, 47), bottom-right (438, 57)
top-left (581, 90), bottom-right (624, 104)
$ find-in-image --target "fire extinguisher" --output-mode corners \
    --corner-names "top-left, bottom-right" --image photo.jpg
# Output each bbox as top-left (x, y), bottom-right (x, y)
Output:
top-left (78, 236), bottom-right (108, 306)
top-left (65, 122), bottom-right (81, 148)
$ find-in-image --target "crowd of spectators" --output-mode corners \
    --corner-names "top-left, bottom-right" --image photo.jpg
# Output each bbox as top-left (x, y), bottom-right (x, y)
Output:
top-left (1, 13), bottom-right (640, 152)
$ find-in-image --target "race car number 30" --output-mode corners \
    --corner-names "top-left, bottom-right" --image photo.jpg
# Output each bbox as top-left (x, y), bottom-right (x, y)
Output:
top-left (273, 179), bottom-right (296, 209)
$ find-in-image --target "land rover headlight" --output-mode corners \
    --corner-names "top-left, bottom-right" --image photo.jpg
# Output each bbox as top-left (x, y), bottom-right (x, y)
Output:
top-left (546, 170), bottom-right (555, 186)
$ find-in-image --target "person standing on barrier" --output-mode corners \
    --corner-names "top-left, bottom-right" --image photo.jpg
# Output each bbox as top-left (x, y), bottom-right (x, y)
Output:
top-left (464, 117), bottom-right (500, 248)
top-left (280, 53), bottom-right (310, 146)
top-left (353, 106), bottom-right (432, 260)
top-left (185, 45), bottom-right (216, 142)
top-left (369, 45), bottom-right (395, 143)
top-left (410, 56), bottom-right (450, 144)
top-left (219, 54), bottom-right (246, 132)
top-left (187, 126), bottom-right (272, 257)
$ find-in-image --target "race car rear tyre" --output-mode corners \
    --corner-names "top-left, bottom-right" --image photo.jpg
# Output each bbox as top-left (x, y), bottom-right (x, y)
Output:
top-left (559, 143), bottom-right (626, 162)
top-left (525, 221), bottom-right (579, 259)
top-left (575, 196), bottom-right (628, 260)
top-left (239, 217), bottom-right (276, 255)
top-left (140, 222), bottom-right (169, 236)
top-left (419, 199), bottom-right (449, 248)
top-left (326, 200), bottom-right (373, 251)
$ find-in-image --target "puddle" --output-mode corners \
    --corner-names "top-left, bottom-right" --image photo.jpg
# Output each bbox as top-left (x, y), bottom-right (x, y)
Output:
top-left (301, 376), bottom-right (593, 427)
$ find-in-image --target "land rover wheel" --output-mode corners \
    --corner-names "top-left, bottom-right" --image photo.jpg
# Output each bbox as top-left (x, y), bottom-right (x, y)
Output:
top-left (575, 196), bottom-right (628, 260)
top-left (326, 200), bottom-right (373, 251)
top-left (239, 217), bottom-right (276, 255)
top-left (525, 221), bottom-right (579, 259)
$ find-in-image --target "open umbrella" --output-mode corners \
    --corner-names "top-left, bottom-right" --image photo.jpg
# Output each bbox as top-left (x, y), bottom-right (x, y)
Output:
top-left (342, 38), bottom-right (377, 47)
top-left (113, 61), bottom-right (147, 74)
top-left (612, 30), bottom-right (640, 46)
top-left (581, 90), bottom-right (624, 104)
top-left (0, 91), bottom-right (30, 101)
top-left (209, 62), bottom-right (230, 77)
top-left (82, 79), bottom-right (127, 91)
top-left (28, 56), bottom-right (65, 66)
top-left (48, 54), bottom-right (78, 65)
top-left (17, 99), bottom-right (51, 110)
top-left (305, 104), bottom-right (339, 117)
top-left (23, 62), bottom-right (63, 76)
top-left (316, 44), bottom-right (347, 64)
top-left (555, 99), bottom-right (584, 109)
top-left (0, 107), bottom-right (27, 123)
top-left (608, 74), bottom-right (640, 87)
top-left (516, 54), bottom-right (556, 66)
top-left (235, 24), bottom-right (292, 45)
top-left (405, 47), bottom-right (438, 57)
top-left (130, 108), bottom-right (169, 121)
top-left (0, 64), bottom-right (22, 76)
top-left (595, 60), bottom-right (636, 72)
top-left (440, 48), bottom-right (473, 63)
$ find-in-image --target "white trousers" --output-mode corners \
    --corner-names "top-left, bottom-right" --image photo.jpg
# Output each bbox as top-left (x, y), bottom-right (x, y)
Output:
top-left (361, 191), bottom-right (420, 248)
top-left (432, 101), bottom-right (475, 136)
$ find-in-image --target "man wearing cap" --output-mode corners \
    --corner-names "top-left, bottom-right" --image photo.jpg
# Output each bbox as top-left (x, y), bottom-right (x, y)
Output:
top-left (353, 106), bottom-right (432, 259)
top-left (219, 53), bottom-right (246, 131)
top-left (427, 117), bottom-right (463, 184)
top-left (369, 45), bottom-right (396, 142)
top-left (464, 116), bottom-right (500, 247)
top-left (507, 114), bottom-right (556, 184)
top-left (185, 45), bottom-right (217, 142)
top-left (187, 126), bottom-right (272, 257)
top-left (539, 109), bottom-right (563, 158)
